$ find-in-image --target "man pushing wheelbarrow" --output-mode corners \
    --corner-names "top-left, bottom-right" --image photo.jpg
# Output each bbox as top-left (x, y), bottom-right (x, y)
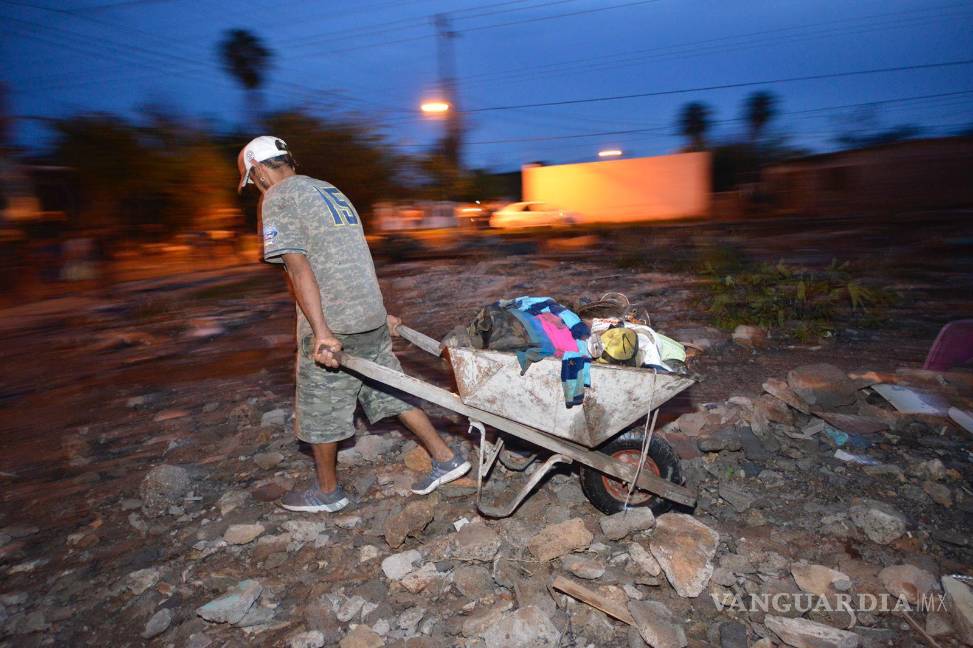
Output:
top-left (237, 135), bottom-right (471, 513)
top-left (238, 136), bottom-right (695, 518)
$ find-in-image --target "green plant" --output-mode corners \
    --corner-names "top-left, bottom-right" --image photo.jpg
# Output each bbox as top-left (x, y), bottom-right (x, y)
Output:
top-left (700, 258), bottom-right (897, 341)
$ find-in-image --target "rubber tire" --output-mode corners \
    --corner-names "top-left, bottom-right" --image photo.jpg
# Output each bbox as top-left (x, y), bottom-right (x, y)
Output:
top-left (579, 430), bottom-right (683, 515)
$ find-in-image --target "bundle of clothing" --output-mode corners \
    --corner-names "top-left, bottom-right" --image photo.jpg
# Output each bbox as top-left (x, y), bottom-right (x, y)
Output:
top-left (588, 317), bottom-right (688, 374)
top-left (460, 296), bottom-right (592, 408)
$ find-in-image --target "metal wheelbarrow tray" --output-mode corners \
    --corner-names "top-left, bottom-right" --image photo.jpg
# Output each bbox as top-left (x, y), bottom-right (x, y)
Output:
top-left (337, 326), bottom-right (697, 517)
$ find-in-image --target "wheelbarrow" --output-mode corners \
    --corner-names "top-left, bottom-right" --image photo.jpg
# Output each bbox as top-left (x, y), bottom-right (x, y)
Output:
top-left (335, 325), bottom-right (697, 518)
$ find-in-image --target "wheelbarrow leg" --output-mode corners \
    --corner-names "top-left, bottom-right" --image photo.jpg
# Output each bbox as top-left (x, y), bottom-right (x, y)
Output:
top-left (471, 420), bottom-right (502, 494)
top-left (471, 417), bottom-right (574, 518)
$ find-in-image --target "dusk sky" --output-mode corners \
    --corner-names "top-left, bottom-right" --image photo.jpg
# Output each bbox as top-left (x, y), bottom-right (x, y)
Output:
top-left (4, 0), bottom-right (972, 170)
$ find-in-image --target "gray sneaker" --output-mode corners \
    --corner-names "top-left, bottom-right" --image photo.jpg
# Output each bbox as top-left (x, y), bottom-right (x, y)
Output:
top-left (411, 446), bottom-right (472, 495)
top-left (280, 486), bottom-right (350, 513)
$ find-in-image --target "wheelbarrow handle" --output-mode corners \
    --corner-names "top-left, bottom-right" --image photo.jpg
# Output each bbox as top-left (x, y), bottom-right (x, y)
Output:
top-left (395, 324), bottom-right (443, 357)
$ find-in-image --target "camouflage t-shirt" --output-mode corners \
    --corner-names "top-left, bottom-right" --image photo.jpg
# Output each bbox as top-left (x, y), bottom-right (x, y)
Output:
top-left (261, 175), bottom-right (387, 334)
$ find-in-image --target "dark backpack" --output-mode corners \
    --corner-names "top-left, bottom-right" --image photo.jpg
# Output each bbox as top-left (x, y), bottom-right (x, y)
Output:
top-left (467, 304), bottom-right (532, 351)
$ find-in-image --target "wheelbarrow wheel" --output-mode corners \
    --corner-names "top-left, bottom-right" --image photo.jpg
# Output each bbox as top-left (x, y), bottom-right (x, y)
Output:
top-left (579, 430), bottom-right (683, 515)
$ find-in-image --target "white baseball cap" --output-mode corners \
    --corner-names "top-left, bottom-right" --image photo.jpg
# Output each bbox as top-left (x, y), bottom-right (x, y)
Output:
top-left (237, 135), bottom-right (291, 192)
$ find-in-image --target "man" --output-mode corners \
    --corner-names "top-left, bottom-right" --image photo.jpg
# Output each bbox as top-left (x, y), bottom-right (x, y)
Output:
top-left (237, 135), bottom-right (470, 513)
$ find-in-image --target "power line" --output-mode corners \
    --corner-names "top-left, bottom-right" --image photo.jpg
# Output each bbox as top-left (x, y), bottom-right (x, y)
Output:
top-left (465, 60), bottom-right (973, 113)
top-left (389, 89), bottom-right (973, 147)
top-left (458, 5), bottom-right (973, 88)
top-left (296, 0), bottom-right (663, 58)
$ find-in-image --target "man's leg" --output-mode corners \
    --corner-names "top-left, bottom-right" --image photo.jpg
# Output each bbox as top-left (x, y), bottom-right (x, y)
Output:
top-left (398, 408), bottom-right (453, 462)
top-left (312, 442), bottom-right (339, 493)
top-left (281, 333), bottom-right (357, 513)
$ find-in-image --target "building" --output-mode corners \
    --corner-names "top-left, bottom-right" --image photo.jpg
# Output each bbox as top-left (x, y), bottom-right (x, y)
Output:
top-left (761, 136), bottom-right (973, 215)
top-left (522, 152), bottom-right (711, 223)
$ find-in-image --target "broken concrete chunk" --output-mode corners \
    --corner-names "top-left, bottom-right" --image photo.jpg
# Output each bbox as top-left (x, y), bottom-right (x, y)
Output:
top-left (732, 324), bottom-right (768, 349)
top-left (384, 495), bottom-right (437, 548)
top-left (649, 513), bottom-right (719, 598)
top-left (527, 518), bottom-right (593, 562)
top-left (139, 464), bottom-right (192, 518)
top-left (718, 480), bottom-right (755, 513)
top-left (223, 523), bottom-right (265, 545)
top-left (786, 363), bottom-right (858, 409)
top-left (942, 576), bottom-right (973, 645)
top-left (452, 519), bottom-right (502, 562)
top-left (196, 579), bottom-right (262, 624)
top-left (561, 554), bottom-right (606, 580)
top-left (381, 549), bottom-right (421, 581)
top-left (763, 377), bottom-right (812, 415)
top-left (627, 541), bottom-right (662, 577)
top-left (338, 624), bottom-right (383, 648)
top-left (878, 564), bottom-right (938, 604)
top-left (790, 563), bottom-right (852, 596)
top-left (765, 615), bottom-right (860, 648)
top-left (481, 605), bottom-right (561, 648)
top-left (599, 507), bottom-right (655, 540)
top-left (127, 567), bottom-right (162, 596)
top-left (142, 608), bottom-right (172, 639)
top-left (848, 500), bottom-right (907, 545)
top-left (627, 599), bottom-right (688, 648)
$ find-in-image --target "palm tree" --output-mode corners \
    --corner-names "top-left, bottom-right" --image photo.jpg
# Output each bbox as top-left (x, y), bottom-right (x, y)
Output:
top-left (217, 29), bottom-right (272, 123)
top-left (678, 102), bottom-right (712, 151)
top-left (744, 91), bottom-right (777, 143)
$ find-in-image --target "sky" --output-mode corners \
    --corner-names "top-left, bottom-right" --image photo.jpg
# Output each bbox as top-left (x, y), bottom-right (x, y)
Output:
top-left (3, 0), bottom-right (973, 170)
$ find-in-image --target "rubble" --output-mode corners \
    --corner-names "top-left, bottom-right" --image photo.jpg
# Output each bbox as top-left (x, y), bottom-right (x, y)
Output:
top-left (732, 324), bottom-right (768, 349)
top-left (790, 563), bottom-right (852, 596)
top-left (599, 507), bottom-right (655, 540)
top-left (561, 553), bottom-right (606, 579)
top-left (786, 363), bottom-right (858, 409)
top-left (848, 500), bottom-right (907, 545)
top-left (142, 608), bottom-right (172, 639)
top-left (481, 605), bottom-right (561, 648)
top-left (649, 513), bottom-right (719, 597)
top-left (384, 495), bottom-right (438, 548)
top-left (223, 523), bottom-right (265, 545)
top-left (5, 256), bottom-right (973, 646)
top-left (338, 624), bottom-right (384, 648)
top-left (942, 576), bottom-right (973, 644)
top-left (139, 464), bottom-right (192, 518)
top-left (765, 615), bottom-right (860, 648)
top-left (627, 600), bottom-right (688, 648)
top-left (878, 564), bottom-right (938, 604)
top-left (196, 580), bottom-right (262, 624)
top-left (451, 519), bottom-right (502, 562)
top-left (381, 550), bottom-right (421, 580)
top-left (627, 541), bottom-right (662, 576)
top-left (527, 517), bottom-right (593, 562)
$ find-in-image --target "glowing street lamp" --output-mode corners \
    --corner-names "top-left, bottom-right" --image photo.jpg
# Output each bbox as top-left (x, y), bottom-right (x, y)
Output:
top-left (598, 148), bottom-right (623, 158)
top-left (420, 100), bottom-right (451, 114)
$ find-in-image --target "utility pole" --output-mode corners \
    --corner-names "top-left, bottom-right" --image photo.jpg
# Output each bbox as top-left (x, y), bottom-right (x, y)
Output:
top-left (434, 13), bottom-right (462, 170)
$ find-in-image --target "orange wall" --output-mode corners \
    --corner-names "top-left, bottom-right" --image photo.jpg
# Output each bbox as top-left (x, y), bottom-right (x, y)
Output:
top-left (522, 152), bottom-right (710, 222)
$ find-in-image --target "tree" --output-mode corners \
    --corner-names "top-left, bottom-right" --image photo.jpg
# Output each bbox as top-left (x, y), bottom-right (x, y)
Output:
top-left (51, 113), bottom-right (236, 235)
top-left (678, 102), bottom-right (712, 151)
top-left (261, 110), bottom-right (412, 227)
top-left (744, 91), bottom-right (777, 143)
top-left (217, 29), bottom-right (273, 123)
top-left (831, 105), bottom-right (921, 149)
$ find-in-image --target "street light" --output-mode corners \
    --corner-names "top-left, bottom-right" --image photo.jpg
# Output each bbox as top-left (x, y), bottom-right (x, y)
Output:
top-left (421, 100), bottom-right (450, 114)
top-left (598, 148), bottom-right (623, 158)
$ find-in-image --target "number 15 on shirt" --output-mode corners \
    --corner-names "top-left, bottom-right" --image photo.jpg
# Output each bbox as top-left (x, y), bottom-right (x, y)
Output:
top-left (315, 187), bottom-right (359, 226)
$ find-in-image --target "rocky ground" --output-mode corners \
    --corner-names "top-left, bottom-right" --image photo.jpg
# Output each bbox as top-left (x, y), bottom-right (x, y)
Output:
top-left (1, 216), bottom-right (973, 647)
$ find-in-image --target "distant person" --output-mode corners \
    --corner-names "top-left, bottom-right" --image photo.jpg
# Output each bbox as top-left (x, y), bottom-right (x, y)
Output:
top-left (236, 135), bottom-right (470, 513)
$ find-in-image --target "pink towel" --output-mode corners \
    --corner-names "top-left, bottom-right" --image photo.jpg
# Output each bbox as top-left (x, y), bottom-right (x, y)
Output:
top-left (537, 313), bottom-right (578, 358)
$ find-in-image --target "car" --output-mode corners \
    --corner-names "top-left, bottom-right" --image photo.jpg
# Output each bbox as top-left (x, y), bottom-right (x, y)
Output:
top-left (488, 201), bottom-right (577, 229)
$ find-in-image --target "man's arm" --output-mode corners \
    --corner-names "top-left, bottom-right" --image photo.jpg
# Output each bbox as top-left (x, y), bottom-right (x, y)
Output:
top-left (282, 252), bottom-right (341, 368)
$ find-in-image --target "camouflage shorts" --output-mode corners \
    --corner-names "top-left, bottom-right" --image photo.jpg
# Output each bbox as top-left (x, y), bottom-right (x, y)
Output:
top-left (295, 324), bottom-right (413, 445)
